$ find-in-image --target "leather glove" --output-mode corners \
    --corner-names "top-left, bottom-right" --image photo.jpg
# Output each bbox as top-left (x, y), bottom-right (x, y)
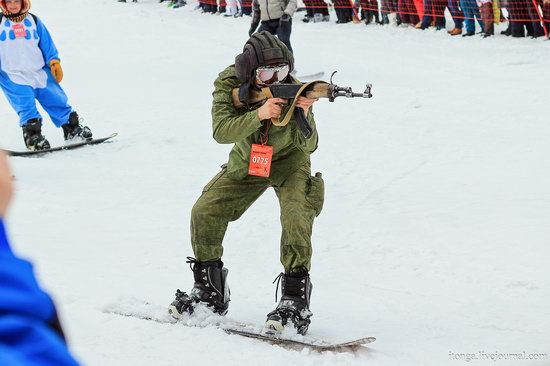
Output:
top-left (280, 13), bottom-right (291, 23)
top-left (49, 60), bottom-right (63, 83)
top-left (249, 21), bottom-right (259, 37)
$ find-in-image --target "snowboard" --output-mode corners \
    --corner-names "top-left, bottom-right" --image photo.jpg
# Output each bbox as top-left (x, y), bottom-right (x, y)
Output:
top-left (2, 133), bottom-right (117, 157)
top-left (103, 298), bottom-right (376, 351)
top-left (224, 327), bottom-right (376, 351)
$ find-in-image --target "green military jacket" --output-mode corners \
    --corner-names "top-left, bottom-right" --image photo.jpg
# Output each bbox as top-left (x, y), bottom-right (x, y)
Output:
top-left (211, 65), bottom-right (319, 186)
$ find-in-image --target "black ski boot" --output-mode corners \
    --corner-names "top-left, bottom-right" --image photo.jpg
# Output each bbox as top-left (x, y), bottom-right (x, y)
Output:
top-left (168, 257), bottom-right (230, 318)
top-left (61, 112), bottom-right (93, 141)
top-left (22, 118), bottom-right (51, 151)
top-left (264, 271), bottom-right (313, 336)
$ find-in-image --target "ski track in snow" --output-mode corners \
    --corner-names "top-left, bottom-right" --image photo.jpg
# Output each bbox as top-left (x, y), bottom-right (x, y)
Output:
top-left (1, 0), bottom-right (549, 365)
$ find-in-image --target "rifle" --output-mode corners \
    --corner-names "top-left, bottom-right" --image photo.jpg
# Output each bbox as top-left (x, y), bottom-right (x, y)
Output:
top-left (232, 72), bottom-right (373, 139)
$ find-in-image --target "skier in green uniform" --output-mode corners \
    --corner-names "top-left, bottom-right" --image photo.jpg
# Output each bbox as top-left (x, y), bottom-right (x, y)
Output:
top-left (169, 31), bottom-right (324, 336)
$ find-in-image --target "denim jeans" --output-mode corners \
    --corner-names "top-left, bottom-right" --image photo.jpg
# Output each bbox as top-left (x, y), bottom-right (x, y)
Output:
top-left (258, 18), bottom-right (293, 54)
top-left (460, 0), bottom-right (484, 32)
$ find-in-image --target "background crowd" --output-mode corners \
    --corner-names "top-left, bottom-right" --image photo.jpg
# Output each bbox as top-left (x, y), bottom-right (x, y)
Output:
top-left (124, 0), bottom-right (550, 39)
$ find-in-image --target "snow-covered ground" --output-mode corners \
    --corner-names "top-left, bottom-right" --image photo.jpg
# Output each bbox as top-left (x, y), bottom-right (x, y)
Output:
top-left (1, 0), bottom-right (550, 365)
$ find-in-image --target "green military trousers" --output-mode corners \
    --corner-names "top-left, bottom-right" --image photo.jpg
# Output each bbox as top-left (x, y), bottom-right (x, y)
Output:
top-left (191, 163), bottom-right (324, 273)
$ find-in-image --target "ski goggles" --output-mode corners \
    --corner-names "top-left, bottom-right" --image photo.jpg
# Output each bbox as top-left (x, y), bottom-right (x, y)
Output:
top-left (255, 64), bottom-right (290, 85)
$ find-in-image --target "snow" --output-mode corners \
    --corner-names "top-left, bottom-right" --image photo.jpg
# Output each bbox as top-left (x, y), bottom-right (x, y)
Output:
top-left (1, 0), bottom-right (550, 365)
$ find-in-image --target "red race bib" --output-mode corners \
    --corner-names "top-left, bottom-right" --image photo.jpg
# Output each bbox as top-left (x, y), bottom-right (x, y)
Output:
top-left (12, 24), bottom-right (26, 38)
top-left (248, 144), bottom-right (273, 178)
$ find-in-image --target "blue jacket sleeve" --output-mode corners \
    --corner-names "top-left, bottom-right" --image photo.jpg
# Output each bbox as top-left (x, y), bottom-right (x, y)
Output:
top-left (0, 219), bottom-right (11, 254)
top-left (34, 16), bottom-right (60, 64)
top-left (0, 219), bottom-right (79, 365)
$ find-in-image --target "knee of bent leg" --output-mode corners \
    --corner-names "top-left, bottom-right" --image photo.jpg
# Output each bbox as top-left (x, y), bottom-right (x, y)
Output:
top-left (191, 194), bottom-right (213, 223)
top-left (191, 192), bottom-right (238, 223)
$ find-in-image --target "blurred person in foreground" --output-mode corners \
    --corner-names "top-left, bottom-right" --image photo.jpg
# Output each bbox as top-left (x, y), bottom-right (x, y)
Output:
top-left (0, 152), bottom-right (79, 366)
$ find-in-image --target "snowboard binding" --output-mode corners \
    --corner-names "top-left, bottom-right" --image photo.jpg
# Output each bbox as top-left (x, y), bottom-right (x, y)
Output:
top-left (62, 111), bottom-right (93, 141)
top-left (263, 271), bottom-right (313, 336)
top-left (168, 257), bottom-right (230, 318)
top-left (22, 118), bottom-right (51, 151)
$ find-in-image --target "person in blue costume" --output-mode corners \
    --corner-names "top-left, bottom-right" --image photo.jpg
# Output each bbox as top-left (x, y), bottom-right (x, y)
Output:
top-left (0, 152), bottom-right (80, 365)
top-left (0, 0), bottom-right (92, 151)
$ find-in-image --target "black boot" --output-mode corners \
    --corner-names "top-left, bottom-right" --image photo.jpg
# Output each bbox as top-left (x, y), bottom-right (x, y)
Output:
top-left (373, 11), bottom-right (381, 24)
top-left (168, 257), bottom-right (230, 318)
top-left (61, 111), bottom-right (93, 141)
top-left (501, 23), bottom-right (511, 36)
top-left (363, 10), bottom-right (371, 24)
top-left (264, 271), bottom-right (313, 335)
top-left (22, 118), bottom-right (51, 151)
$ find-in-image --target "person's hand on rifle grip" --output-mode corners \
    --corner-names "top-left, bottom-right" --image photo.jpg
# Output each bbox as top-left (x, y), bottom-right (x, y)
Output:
top-left (296, 96), bottom-right (318, 117)
top-left (257, 98), bottom-right (287, 120)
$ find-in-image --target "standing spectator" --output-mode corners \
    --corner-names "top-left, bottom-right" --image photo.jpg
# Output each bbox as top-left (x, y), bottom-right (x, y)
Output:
top-left (249, 0), bottom-right (296, 54)
top-left (398, 0), bottom-right (419, 26)
top-left (171, 0), bottom-right (187, 7)
top-left (479, 0), bottom-right (494, 36)
top-left (508, 0), bottom-right (545, 37)
top-left (360, 0), bottom-right (382, 24)
top-left (499, 0), bottom-right (512, 35)
top-left (418, 0), bottom-right (446, 29)
top-left (225, 0), bottom-right (240, 16)
top-left (241, 0), bottom-right (252, 15)
top-left (380, 0), bottom-right (399, 24)
top-left (218, 0), bottom-right (227, 13)
top-left (334, 0), bottom-right (354, 23)
top-left (460, 0), bottom-right (484, 36)
top-left (447, 0), bottom-right (464, 35)
top-left (201, 0), bottom-right (217, 13)
top-left (543, 0), bottom-right (550, 35)
top-left (302, 0), bottom-right (330, 22)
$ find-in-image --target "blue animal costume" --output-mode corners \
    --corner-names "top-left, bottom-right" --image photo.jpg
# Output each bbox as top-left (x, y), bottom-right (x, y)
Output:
top-left (0, 0), bottom-right (92, 150)
top-left (0, 219), bottom-right (80, 365)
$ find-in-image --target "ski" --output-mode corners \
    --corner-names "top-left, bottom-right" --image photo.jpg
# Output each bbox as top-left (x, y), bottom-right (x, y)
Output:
top-left (103, 298), bottom-right (376, 351)
top-left (2, 133), bottom-right (118, 157)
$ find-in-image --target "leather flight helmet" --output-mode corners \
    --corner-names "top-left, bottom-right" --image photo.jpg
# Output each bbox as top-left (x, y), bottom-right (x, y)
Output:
top-left (235, 31), bottom-right (294, 83)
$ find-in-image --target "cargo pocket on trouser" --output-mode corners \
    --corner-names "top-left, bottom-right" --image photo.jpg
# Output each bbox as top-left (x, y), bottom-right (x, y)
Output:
top-left (306, 172), bottom-right (324, 217)
top-left (202, 164), bottom-right (227, 192)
